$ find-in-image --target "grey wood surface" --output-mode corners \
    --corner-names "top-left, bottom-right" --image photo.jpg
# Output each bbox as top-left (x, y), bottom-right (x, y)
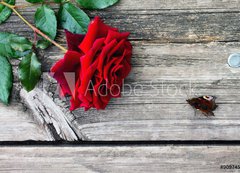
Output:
top-left (0, 0), bottom-right (240, 141)
top-left (0, 146), bottom-right (239, 173)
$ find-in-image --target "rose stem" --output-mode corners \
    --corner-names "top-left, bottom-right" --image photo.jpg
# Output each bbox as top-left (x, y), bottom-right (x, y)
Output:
top-left (0, 1), bottom-right (67, 53)
top-left (33, 31), bottom-right (37, 45)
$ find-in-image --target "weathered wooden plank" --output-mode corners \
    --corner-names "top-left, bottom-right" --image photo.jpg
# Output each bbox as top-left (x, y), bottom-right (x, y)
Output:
top-left (16, 0), bottom-right (240, 10)
top-left (0, 146), bottom-right (239, 172)
top-left (13, 76), bottom-right (240, 141)
top-left (0, 103), bottom-right (50, 141)
top-left (20, 89), bottom-right (79, 141)
top-left (67, 104), bottom-right (240, 141)
top-left (1, 0), bottom-right (240, 142)
top-left (3, 42), bottom-right (240, 141)
top-left (41, 78), bottom-right (240, 104)
top-left (77, 119), bottom-right (240, 141)
top-left (39, 42), bottom-right (240, 104)
top-left (34, 42), bottom-right (240, 141)
top-left (40, 42), bottom-right (240, 69)
top-left (40, 74), bottom-right (240, 105)
top-left (2, 7), bottom-right (240, 42)
top-left (114, 0), bottom-right (240, 10)
top-left (30, 75), bottom-right (240, 141)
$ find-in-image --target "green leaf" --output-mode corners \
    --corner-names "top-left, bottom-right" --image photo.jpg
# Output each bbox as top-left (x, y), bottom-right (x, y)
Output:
top-left (0, 0), bottom-right (15, 24)
top-left (76, 0), bottom-right (119, 9)
top-left (19, 52), bottom-right (41, 92)
top-left (35, 5), bottom-right (57, 49)
top-left (9, 36), bottom-right (32, 52)
top-left (59, 2), bottom-right (90, 34)
top-left (25, 0), bottom-right (43, 3)
top-left (53, 0), bottom-right (64, 3)
top-left (0, 56), bottom-right (13, 104)
top-left (35, 5), bottom-right (57, 39)
top-left (13, 49), bottom-right (32, 58)
top-left (36, 40), bottom-right (51, 49)
top-left (0, 32), bottom-right (32, 58)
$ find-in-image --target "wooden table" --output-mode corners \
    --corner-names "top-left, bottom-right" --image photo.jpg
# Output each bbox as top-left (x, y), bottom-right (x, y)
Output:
top-left (1, 0), bottom-right (240, 172)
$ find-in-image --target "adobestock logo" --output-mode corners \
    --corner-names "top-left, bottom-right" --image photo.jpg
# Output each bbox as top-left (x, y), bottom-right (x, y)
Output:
top-left (46, 72), bottom-right (198, 99)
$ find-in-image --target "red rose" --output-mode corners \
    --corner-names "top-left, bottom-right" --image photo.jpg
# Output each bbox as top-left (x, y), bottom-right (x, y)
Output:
top-left (51, 16), bottom-right (132, 111)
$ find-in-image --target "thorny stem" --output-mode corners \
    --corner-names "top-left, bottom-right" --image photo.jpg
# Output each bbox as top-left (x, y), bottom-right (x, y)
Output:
top-left (33, 31), bottom-right (37, 45)
top-left (0, 1), bottom-right (67, 53)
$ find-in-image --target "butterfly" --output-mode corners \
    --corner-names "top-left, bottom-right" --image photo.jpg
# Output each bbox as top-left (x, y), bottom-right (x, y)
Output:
top-left (186, 96), bottom-right (218, 116)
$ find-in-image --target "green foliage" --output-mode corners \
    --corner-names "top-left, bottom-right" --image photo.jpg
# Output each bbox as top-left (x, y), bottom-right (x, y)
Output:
top-left (36, 40), bottom-right (51, 49)
top-left (59, 2), bottom-right (90, 34)
top-left (0, 56), bottom-right (13, 104)
top-left (0, 0), bottom-right (120, 100)
top-left (0, 0), bottom-right (15, 24)
top-left (53, 0), bottom-right (65, 3)
top-left (25, 0), bottom-right (43, 3)
top-left (19, 52), bottom-right (41, 92)
top-left (76, 0), bottom-right (119, 9)
top-left (0, 32), bottom-right (32, 59)
top-left (35, 5), bottom-right (57, 49)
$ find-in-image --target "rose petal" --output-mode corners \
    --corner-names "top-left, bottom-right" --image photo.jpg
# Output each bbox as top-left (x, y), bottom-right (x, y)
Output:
top-left (104, 50), bottom-right (131, 88)
top-left (105, 30), bottom-right (130, 44)
top-left (93, 81), bottom-right (111, 110)
top-left (51, 51), bottom-right (82, 96)
top-left (124, 41), bottom-right (132, 63)
top-left (110, 84), bottom-right (121, 98)
top-left (79, 16), bottom-right (117, 54)
top-left (70, 96), bottom-right (81, 111)
top-left (103, 57), bottom-right (118, 84)
top-left (107, 39), bottom-right (125, 60)
top-left (50, 59), bottom-right (64, 73)
top-left (97, 39), bottom-right (118, 74)
top-left (113, 65), bottom-right (125, 79)
top-left (69, 77), bottom-right (81, 111)
top-left (65, 30), bottom-right (85, 52)
top-left (80, 38), bottom-right (105, 77)
top-left (78, 58), bottom-right (99, 100)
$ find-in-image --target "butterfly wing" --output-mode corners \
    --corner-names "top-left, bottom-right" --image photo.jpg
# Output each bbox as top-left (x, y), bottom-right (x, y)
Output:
top-left (187, 96), bottom-right (217, 116)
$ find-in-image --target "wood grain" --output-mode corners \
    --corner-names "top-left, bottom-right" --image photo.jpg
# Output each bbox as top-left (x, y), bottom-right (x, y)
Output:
top-left (3, 9), bottom-right (240, 42)
top-left (15, 0), bottom-right (240, 10)
top-left (20, 89), bottom-right (79, 141)
top-left (111, 0), bottom-right (240, 10)
top-left (0, 103), bottom-right (50, 141)
top-left (36, 43), bottom-right (240, 141)
top-left (4, 0), bottom-right (240, 43)
top-left (0, 146), bottom-right (239, 172)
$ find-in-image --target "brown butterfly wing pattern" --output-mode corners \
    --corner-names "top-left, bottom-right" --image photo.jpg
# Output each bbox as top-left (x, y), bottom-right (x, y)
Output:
top-left (187, 96), bottom-right (218, 116)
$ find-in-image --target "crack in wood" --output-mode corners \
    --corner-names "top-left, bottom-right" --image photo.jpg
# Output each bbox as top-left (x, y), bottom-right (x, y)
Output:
top-left (46, 123), bottom-right (62, 141)
top-left (20, 88), bottom-right (80, 141)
